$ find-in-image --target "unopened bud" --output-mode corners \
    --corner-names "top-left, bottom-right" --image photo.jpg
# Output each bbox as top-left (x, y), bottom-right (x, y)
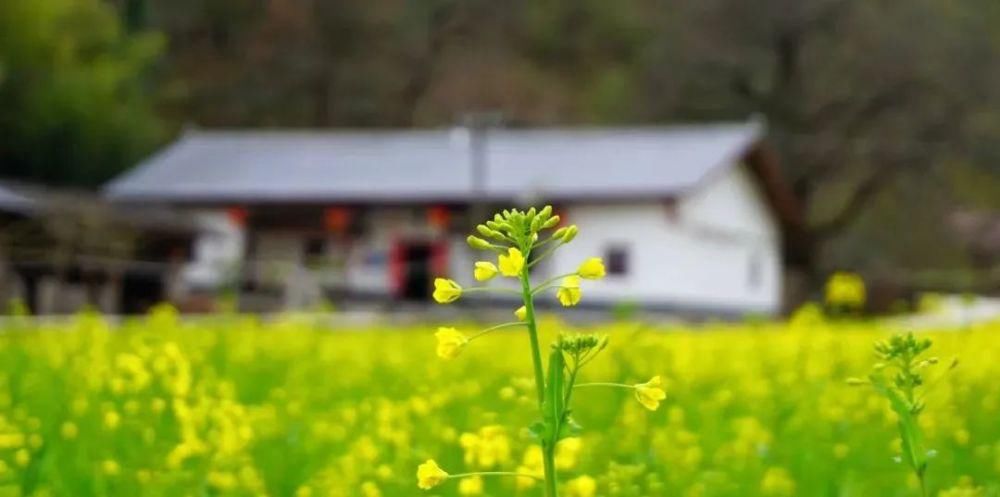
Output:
top-left (561, 225), bottom-right (578, 243)
top-left (477, 225), bottom-right (503, 240)
top-left (467, 235), bottom-right (493, 250)
top-left (541, 215), bottom-right (561, 229)
top-left (538, 205), bottom-right (553, 221)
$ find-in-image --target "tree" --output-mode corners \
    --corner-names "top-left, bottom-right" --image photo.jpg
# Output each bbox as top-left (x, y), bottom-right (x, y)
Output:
top-left (639, 0), bottom-right (1000, 289)
top-left (0, 0), bottom-right (164, 187)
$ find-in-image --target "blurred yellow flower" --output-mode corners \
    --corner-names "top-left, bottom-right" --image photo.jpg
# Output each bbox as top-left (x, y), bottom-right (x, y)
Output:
top-left (557, 276), bottom-right (582, 307)
top-left (555, 437), bottom-right (583, 469)
top-left (515, 305), bottom-right (527, 321)
top-left (458, 475), bottom-right (484, 496)
top-left (101, 459), bottom-right (121, 476)
top-left (824, 272), bottom-right (866, 309)
top-left (433, 278), bottom-right (462, 304)
top-left (474, 261), bottom-right (498, 281)
top-left (634, 376), bottom-right (666, 411)
top-left (498, 248), bottom-right (525, 277)
top-left (435, 327), bottom-right (469, 360)
top-left (577, 258), bottom-right (606, 280)
top-left (416, 459), bottom-right (448, 490)
top-left (361, 481), bottom-right (382, 497)
top-left (60, 422), bottom-right (78, 440)
top-left (14, 448), bottom-right (30, 467)
top-left (760, 467), bottom-right (796, 496)
top-left (565, 475), bottom-right (597, 497)
top-left (460, 425), bottom-right (511, 468)
top-left (103, 410), bottom-right (121, 430)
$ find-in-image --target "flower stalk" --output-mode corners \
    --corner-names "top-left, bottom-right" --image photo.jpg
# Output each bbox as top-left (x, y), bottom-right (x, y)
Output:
top-left (419, 206), bottom-right (663, 496)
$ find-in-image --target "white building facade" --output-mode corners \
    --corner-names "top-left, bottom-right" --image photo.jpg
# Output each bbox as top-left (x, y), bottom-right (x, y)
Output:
top-left (104, 119), bottom-right (791, 316)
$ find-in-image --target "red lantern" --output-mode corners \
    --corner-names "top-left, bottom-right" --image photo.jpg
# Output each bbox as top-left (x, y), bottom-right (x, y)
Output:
top-left (324, 207), bottom-right (352, 233)
top-left (226, 207), bottom-right (248, 227)
top-left (427, 206), bottom-right (451, 230)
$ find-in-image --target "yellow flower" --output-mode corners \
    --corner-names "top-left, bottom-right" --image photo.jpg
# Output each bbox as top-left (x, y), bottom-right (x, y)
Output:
top-left (577, 257), bottom-right (606, 279)
top-left (61, 422), bottom-right (78, 440)
top-left (473, 261), bottom-right (498, 281)
top-left (361, 481), bottom-right (382, 497)
top-left (556, 276), bottom-right (582, 307)
top-left (515, 306), bottom-right (527, 321)
top-left (634, 376), bottom-right (666, 411)
top-left (760, 467), bottom-right (796, 496)
top-left (433, 278), bottom-right (462, 304)
top-left (435, 327), bottom-right (469, 360)
top-left (458, 476), bottom-right (484, 496)
top-left (102, 459), bottom-right (121, 476)
top-left (498, 248), bottom-right (525, 277)
top-left (555, 437), bottom-right (583, 469)
top-left (565, 475), bottom-right (597, 497)
top-left (416, 459), bottom-right (448, 490)
top-left (14, 448), bottom-right (30, 467)
top-left (103, 410), bottom-right (120, 430)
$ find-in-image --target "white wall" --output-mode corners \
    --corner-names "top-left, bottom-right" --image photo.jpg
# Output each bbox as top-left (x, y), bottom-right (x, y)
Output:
top-left (550, 164), bottom-right (782, 315)
top-left (181, 210), bottom-right (244, 290)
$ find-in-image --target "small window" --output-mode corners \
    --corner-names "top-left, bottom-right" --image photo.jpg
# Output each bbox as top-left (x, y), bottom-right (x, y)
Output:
top-left (606, 246), bottom-right (629, 276)
top-left (304, 237), bottom-right (327, 258)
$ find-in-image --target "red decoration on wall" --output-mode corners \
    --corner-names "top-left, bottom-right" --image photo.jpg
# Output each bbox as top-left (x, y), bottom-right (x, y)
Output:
top-left (226, 207), bottom-right (248, 227)
top-left (324, 207), bottom-right (353, 233)
top-left (552, 206), bottom-right (567, 226)
top-left (431, 241), bottom-right (449, 276)
top-left (427, 206), bottom-right (451, 230)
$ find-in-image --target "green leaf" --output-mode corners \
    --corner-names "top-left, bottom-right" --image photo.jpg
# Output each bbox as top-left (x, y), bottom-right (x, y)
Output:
top-left (870, 374), bottom-right (927, 475)
top-left (542, 347), bottom-right (566, 445)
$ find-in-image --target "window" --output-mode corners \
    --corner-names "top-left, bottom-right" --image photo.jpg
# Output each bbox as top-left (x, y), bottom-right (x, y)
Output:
top-left (304, 237), bottom-right (327, 260)
top-left (605, 245), bottom-right (629, 276)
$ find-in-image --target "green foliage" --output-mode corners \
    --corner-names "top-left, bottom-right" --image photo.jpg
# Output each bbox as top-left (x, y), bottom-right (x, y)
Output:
top-left (851, 333), bottom-right (960, 496)
top-left (0, 0), bottom-right (164, 186)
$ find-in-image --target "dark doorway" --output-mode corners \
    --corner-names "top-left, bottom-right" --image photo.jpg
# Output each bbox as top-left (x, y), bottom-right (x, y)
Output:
top-left (401, 242), bottom-right (432, 300)
top-left (121, 271), bottom-right (164, 314)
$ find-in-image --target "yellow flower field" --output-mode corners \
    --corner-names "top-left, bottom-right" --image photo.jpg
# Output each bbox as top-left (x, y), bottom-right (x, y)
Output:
top-left (0, 307), bottom-right (998, 497)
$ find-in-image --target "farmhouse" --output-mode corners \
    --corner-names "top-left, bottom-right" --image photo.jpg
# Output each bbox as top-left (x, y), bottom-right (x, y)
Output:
top-left (105, 119), bottom-right (797, 316)
top-left (0, 182), bottom-right (198, 314)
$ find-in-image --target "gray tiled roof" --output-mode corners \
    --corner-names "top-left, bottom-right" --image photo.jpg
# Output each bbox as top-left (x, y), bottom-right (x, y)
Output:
top-left (105, 119), bottom-right (763, 203)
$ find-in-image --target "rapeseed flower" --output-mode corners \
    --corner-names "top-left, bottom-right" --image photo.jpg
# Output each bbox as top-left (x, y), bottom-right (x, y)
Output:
top-left (557, 276), bottom-right (582, 306)
top-left (433, 278), bottom-right (462, 303)
top-left (565, 475), bottom-right (597, 497)
top-left (417, 459), bottom-right (448, 490)
top-left (458, 475), bottom-right (484, 496)
top-left (515, 306), bottom-right (527, 321)
top-left (634, 376), bottom-right (666, 411)
top-left (435, 327), bottom-right (469, 360)
top-left (577, 257), bottom-right (606, 279)
top-left (498, 248), bottom-right (525, 277)
top-left (474, 262), bottom-right (498, 281)
top-left (14, 448), bottom-right (29, 467)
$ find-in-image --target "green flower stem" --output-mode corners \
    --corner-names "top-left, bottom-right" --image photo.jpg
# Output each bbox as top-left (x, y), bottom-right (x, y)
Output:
top-left (447, 472), bottom-right (543, 482)
top-left (563, 364), bottom-right (579, 410)
top-left (519, 267), bottom-right (558, 497)
top-left (518, 271), bottom-right (546, 408)
top-left (463, 287), bottom-right (523, 296)
top-left (531, 272), bottom-right (579, 296)
top-left (574, 382), bottom-right (636, 390)
top-left (468, 322), bottom-right (524, 341)
top-left (543, 444), bottom-right (559, 497)
top-left (527, 242), bottom-right (563, 269)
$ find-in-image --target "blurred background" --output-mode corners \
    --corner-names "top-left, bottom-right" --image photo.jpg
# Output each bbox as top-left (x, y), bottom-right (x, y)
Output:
top-left (1, 0), bottom-right (1000, 319)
